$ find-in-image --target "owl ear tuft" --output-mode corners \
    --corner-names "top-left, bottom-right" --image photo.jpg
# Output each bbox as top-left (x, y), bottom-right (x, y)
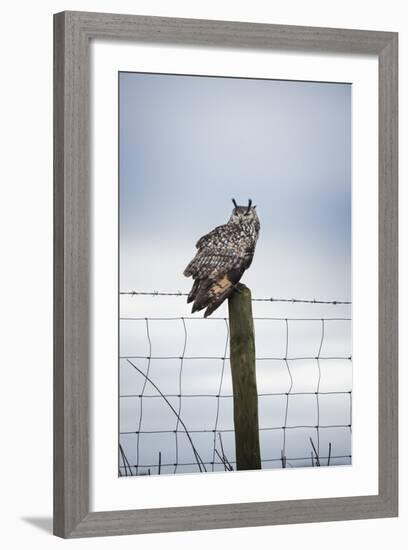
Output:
top-left (232, 198), bottom-right (238, 209)
top-left (246, 199), bottom-right (252, 213)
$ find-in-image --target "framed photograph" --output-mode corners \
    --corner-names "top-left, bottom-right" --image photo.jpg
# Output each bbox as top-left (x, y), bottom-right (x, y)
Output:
top-left (53, 11), bottom-right (398, 538)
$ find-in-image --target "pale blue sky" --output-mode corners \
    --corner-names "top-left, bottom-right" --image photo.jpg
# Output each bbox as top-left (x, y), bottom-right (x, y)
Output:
top-left (119, 72), bottom-right (351, 301)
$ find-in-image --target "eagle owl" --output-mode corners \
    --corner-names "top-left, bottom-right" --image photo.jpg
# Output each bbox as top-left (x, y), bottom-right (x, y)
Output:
top-left (184, 199), bottom-right (260, 317)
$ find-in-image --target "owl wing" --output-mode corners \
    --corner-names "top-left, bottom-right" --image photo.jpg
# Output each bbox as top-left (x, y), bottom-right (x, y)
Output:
top-left (184, 223), bottom-right (245, 279)
top-left (195, 224), bottom-right (229, 250)
top-left (184, 223), bottom-right (252, 317)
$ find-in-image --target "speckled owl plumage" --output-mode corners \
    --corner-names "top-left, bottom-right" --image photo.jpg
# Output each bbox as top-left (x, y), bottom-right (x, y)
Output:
top-left (184, 199), bottom-right (260, 317)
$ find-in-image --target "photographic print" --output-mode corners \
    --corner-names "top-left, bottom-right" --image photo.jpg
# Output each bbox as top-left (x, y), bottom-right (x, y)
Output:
top-left (119, 72), bottom-right (352, 477)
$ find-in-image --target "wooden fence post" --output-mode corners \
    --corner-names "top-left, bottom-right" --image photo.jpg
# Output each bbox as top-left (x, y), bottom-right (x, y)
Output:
top-left (228, 283), bottom-right (261, 470)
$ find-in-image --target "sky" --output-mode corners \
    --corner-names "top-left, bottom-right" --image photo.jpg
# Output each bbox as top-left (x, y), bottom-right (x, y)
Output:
top-left (119, 72), bottom-right (351, 300)
top-left (119, 72), bottom-right (352, 476)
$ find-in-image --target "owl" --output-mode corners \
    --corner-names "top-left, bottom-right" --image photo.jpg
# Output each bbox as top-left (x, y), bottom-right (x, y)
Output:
top-left (184, 199), bottom-right (260, 317)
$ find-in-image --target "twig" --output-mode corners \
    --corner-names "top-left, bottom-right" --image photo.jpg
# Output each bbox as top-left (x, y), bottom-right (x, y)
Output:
top-left (309, 437), bottom-right (321, 467)
top-left (126, 359), bottom-right (207, 473)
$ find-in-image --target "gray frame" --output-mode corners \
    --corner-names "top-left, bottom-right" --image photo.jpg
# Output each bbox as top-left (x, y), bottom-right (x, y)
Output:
top-left (54, 11), bottom-right (398, 538)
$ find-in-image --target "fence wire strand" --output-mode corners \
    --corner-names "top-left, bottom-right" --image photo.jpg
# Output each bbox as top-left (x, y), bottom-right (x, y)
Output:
top-left (120, 290), bottom-right (351, 305)
top-left (315, 319), bottom-right (325, 457)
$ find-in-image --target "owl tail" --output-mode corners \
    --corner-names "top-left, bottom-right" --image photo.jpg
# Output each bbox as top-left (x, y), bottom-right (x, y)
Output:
top-left (187, 279), bottom-right (200, 303)
top-left (191, 276), bottom-right (235, 317)
top-left (203, 286), bottom-right (235, 318)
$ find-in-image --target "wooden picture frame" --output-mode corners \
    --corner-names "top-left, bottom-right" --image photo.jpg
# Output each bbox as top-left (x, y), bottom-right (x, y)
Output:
top-left (53, 11), bottom-right (398, 538)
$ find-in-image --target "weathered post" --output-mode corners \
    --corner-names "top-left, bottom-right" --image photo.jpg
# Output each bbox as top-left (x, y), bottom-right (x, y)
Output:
top-left (228, 283), bottom-right (261, 470)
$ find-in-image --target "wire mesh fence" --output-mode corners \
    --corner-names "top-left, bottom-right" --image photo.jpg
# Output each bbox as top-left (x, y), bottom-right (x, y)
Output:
top-left (119, 291), bottom-right (352, 476)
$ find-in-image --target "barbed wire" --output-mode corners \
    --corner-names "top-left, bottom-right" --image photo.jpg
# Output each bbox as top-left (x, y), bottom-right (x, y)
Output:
top-left (120, 290), bottom-right (351, 305)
